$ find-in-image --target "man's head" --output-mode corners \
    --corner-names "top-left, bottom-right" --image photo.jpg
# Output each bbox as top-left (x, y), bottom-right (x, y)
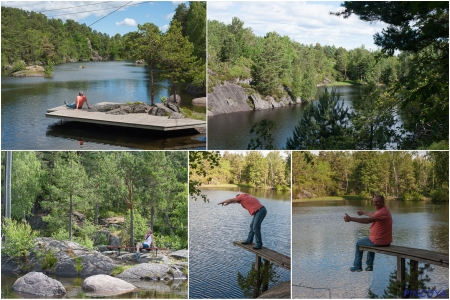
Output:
top-left (79, 91), bottom-right (84, 96)
top-left (373, 195), bottom-right (385, 210)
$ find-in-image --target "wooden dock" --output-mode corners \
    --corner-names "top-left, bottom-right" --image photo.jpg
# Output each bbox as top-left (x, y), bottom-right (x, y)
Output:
top-left (233, 241), bottom-right (290, 270)
top-left (360, 245), bottom-right (448, 297)
top-left (46, 102), bottom-right (206, 131)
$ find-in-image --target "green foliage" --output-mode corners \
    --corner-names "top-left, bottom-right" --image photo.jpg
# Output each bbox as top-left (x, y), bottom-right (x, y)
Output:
top-left (111, 265), bottom-right (132, 277)
top-left (247, 120), bottom-right (277, 150)
top-left (430, 189), bottom-right (449, 203)
top-left (74, 257), bottom-right (83, 274)
top-left (44, 60), bottom-right (54, 77)
top-left (189, 151), bottom-right (221, 202)
top-left (2, 218), bottom-right (38, 270)
top-left (179, 107), bottom-right (206, 121)
top-left (35, 244), bottom-right (58, 272)
top-left (51, 228), bottom-right (69, 241)
top-left (11, 59), bottom-right (26, 72)
top-left (160, 96), bottom-right (168, 103)
top-left (156, 234), bottom-right (186, 250)
top-left (286, 88), bottom-right (353, 150)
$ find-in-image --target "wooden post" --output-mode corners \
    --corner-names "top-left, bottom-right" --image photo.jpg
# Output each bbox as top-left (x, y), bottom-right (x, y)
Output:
top-left (410, 260), bottom-right (419, 292)
top-left (397, 257), bottom-right (405, 298)
top-left (262, 259), bottom-right (270, 293)
top-left (253, 255), bottom-right (261, 298)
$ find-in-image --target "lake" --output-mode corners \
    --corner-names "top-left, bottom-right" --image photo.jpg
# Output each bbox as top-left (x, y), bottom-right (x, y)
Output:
top-left (189, 187), bottom-right (291, 298)
top-left (1, 274), bottom-right (187, 298)
top-left (1, 61), bottom-right (205, 150)
top-left (292, 199), bottom-right (449, 298)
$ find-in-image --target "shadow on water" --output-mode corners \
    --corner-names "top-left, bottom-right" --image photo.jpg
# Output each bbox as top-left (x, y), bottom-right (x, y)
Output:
top-left (1, 274), bottom-right (188, 299)
top-left (46, 121), bottom-right (206, 150)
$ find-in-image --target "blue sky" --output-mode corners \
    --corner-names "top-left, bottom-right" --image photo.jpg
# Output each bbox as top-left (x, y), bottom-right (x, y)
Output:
top-left (1, 1), bottom-right (186, 36)
top-left (208, 1), bottom-right (389, 50)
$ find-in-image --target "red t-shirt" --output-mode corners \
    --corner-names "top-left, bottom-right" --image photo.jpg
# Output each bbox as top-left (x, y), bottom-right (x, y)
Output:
top-left (369, 206), bottom-right (393, 245)
top-left (76, 96), bottom-right (87, 108)
top-left (236, 193), bottom-right (263, 215)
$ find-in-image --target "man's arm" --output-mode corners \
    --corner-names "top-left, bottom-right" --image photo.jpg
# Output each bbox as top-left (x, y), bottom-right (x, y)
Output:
top-left (344, 213), bottom-right (376, 224)
top-left (75, 97), bottom-right (80, 110)
top-left (85, 97), bottom-right (91, 109)
top-left (357, 208), bottom-right (375, 217)
top-left (218, 198), bottom-right (239, 206)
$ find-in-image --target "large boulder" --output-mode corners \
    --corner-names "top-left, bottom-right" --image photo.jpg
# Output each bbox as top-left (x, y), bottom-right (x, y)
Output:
top-left (192, 97), bottom-right (206, 106)
top-left (12, 272), bottom-right (66, 297)
top-left (167, 94), bottom-right (181, 105)
top-left (170, 250), bottom-right (188, 260)
top-left (117, 263), bottom-right (187, 281)
top-left (207, 83), bottom-right (253, 115)
top-left (82, 275), bottom-right (136, 297)
top-left (1, 237), bottom-right (118, 277)
top-left (185, 83), bottom-right (204, 97)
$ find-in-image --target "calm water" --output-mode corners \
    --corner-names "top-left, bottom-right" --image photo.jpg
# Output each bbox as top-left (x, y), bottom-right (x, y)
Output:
top-left (189, 187), bottom-right (291, 298)
top-left (207, 86), bottom-right (359, 150)
top-left (1, 61), bottom-right (205, 150)
top-left (1, 274), bottom-right (187, 298)
top-left (292, 200), bottom-right (449, 298)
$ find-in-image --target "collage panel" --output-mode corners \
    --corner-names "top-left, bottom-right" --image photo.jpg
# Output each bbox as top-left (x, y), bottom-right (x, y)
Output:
top-left (291, 151), bottom-right (449, 299)
top-left (1, 151), bottom-right (188, 298)
top-left (189, 151), bottom-right (291, 298)
top-left (207, 1), bottom-right (448, 151)
top-left (1, 1), bottom-right (206, 151)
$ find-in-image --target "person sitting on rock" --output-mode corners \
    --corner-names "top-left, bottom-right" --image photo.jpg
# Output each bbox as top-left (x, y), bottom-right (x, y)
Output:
top-left (64, 91), bottom-right (91, 110)
top-left (135, 229), bottom-right (156, 259)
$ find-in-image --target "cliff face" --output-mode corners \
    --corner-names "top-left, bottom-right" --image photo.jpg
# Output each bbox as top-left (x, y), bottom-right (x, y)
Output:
top-left (208, 83), bottom-right (303, 116)
top-left (207, 83), bottom-right (253, 116)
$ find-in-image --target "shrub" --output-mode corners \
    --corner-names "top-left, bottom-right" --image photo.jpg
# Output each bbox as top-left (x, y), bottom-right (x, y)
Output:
top-left (2, 218), bottom-right (38, 270)
top-left (11, 60), bottom-right (26, 72)
top-left (430, 189), bottom-right (449, 202)
top-left (44, 60), bottom-right (54, 78)
top-left (52, 228), bottom-right (69, 241)
top-left (160, 96), bottom-right (168, 103)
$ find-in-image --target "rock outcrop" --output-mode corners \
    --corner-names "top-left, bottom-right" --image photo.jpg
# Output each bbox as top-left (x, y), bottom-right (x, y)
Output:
top-left (89, 103), bottom-right (185, 119)
top-left (192, 97), bottom-right (206, 106)
top-left (82, 275), bottom-right (136, 296)
top-left (168, 94), bottom-right (181, 106)
top-left (2, 237), bottom-right (117, 277)
top-left (207, 83), bottom-right (253, 115)
top-left (12, 272), bottom-right (66, 297)
top-left (11, 65), bottom-right (45, 77)
top-left (117, 263), bottom-right (187, 281)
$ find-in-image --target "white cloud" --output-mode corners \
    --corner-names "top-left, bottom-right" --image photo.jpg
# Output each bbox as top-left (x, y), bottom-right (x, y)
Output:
top-left (208, 1), bottom-right (388, 50)
top-left (165, 13), bottom-right (175, 20)
top-left (161, 24), bottom-right (170, 32)
top-left (116, 18), bottom-right (137, 26)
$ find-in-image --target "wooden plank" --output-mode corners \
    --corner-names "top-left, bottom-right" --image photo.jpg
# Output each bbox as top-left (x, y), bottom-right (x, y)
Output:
top-left (45, 103), bottom-right (206, 131)
top-left (233, 241), bottom-right (290, 270)
top-left (359, 245), bottom-right (448, 268)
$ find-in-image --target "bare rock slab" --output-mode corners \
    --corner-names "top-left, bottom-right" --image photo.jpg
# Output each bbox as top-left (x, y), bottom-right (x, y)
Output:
top-left (117, 263), bottom-right (186, 280)
top-left (82, 274), bottom-right (136, 297)
top-left (12, 272), bottom-right (66, 297)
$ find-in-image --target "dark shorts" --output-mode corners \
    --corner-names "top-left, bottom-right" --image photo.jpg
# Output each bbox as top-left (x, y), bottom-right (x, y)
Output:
top-left (143, 244), bottom-right (150, 249)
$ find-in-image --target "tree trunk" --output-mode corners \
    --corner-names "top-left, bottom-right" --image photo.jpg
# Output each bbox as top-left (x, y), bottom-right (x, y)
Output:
top-left (94, 201), bottom-right (98, 225)
top-left (150, 206), bottom-right (155, 231)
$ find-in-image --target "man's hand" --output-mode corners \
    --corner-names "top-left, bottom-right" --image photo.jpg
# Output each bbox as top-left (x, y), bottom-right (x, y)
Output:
top-left (344, 213), bottom-right (352, 222)
top-left (218, 201), bottom-right (229, 206)
top-left (357, 209), bottom-right (364, 216)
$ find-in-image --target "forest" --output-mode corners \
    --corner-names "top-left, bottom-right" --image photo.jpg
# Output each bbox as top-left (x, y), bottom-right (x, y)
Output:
top-left (1, 2), bottom-right (206, 93)
top-left (1, 151), bottom-right (188, 250)
top-left (292, 151), bottom-right (449, 202)
top-left (209, 2), bottom-right (448, 150)
top-left (189, 151), bottom-right (291, 191)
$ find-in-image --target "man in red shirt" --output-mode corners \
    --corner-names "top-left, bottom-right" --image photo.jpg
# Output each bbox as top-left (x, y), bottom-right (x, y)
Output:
top-left (344, 195), bottom-right (393, 272)
top-left (218, 193), bottom-right (267, 250)
top-left (64, 91), bottom-right (91, 110)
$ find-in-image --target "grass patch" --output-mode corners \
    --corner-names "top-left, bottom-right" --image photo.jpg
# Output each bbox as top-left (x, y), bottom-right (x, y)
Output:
top-left (179, 107), bottom-right (206, 121)
top-left (327, 80), bottom-right (362, 86)
top-left (111, 265), bottom-right (132, 277)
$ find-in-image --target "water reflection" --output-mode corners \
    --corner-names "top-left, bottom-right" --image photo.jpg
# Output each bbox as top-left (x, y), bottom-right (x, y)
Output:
top-left (237, 260), bottom-right (280, 298)
top-left (1, 275), bottom-right (188, 299)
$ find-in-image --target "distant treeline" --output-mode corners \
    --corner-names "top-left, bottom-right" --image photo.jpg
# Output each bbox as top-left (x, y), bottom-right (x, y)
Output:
top-left (190, 151), bottom-right (290, 190)
top-left (292, 151), bottom-right (448, 202)
top-left (209, 17), bottom-right (400, 100)
top-left (1, 2), bottom-right (205, 76)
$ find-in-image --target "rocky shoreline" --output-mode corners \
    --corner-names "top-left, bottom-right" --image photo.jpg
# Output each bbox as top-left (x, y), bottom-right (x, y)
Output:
top-left (2, 237), bottom-right (188, 298)
top-left (207, 82), bottom-right (304, 116)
